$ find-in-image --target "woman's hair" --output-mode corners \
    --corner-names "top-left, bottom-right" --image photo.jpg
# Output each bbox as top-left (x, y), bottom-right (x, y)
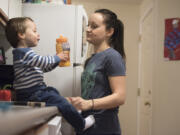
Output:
top-left (95, 9), bottom-right (126, 60)
top-left (5, 17), bottom-right (33, 48)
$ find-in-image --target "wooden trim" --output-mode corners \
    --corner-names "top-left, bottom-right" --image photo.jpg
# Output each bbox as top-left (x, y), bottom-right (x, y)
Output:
top-left (0, 8), bottom-right (9, 27)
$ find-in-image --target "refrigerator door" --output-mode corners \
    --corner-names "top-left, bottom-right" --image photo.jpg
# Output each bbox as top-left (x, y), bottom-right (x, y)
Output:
top-left (22, 4), bottom-right (88, 135)
top-left (22, 4), bottom-right (77, 97)
top-left (74, 5), bottom-right (88, 64)
top-left (73, 6), bottom-right (88, 97)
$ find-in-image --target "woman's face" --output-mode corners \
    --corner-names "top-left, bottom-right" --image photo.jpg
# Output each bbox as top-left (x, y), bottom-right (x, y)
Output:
top-left (86, 13), bottom-right (109, 45)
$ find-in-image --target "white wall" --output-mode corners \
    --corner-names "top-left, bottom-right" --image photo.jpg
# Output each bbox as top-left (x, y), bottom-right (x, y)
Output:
top-left (72, 1), bottom-right (140, 135)
top-left (152, 0), bottom-right (180, 134)
top-left (140, 0), bottom-right (180, 134)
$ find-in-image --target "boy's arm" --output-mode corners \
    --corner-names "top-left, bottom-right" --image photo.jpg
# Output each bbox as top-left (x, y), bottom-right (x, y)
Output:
top-left (43, 52), bottom-right (68, 72)
top-left (43, 55), bottom-right (61, 72)
top-left (22, 50), bottom-right (60, 72)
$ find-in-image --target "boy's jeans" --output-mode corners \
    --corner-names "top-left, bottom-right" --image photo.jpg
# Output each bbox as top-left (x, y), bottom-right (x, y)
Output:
top-left (16, 85), bottom-right (85, 132)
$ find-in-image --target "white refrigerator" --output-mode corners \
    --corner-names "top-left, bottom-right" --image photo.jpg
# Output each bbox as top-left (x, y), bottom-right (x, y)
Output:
top-left (22, 3), bottom-right (88, 98)
top-left (22, 4), bottom-right (88, 134)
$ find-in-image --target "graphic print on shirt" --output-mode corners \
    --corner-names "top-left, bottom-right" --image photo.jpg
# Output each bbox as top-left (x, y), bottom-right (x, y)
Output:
top-left (81, 63), bottom-right (96, 99)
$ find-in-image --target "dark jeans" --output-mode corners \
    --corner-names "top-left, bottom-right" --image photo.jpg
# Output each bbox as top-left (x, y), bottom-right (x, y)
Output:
top-left (16, 85), bottom-right (85, 132)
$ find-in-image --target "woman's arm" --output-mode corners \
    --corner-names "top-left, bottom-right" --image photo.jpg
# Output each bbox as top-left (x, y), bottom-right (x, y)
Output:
top-left (70, 76), bottom-right (126, 111)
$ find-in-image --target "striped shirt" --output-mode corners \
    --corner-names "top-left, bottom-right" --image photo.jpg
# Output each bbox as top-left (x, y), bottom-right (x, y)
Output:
top-left (13, 48), bottom-right (60, 90)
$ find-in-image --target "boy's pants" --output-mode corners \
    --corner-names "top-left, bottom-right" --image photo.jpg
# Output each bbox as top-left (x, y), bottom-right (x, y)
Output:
top-left (16, 85), bottom-right (85, 132)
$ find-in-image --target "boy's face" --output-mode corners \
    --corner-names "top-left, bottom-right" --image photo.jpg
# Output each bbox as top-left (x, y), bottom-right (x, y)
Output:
top-left (22, 20), bottom-right (40, 47)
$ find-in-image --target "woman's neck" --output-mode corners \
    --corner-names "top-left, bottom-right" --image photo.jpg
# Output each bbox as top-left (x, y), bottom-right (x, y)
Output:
top-left (94, 42), bottom-right (110, 53)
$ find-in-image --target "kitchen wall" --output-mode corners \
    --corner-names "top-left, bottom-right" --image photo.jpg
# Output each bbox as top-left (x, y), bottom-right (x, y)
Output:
top-left (74, 0), bottom-right (180, 135)
top-left (72, 0), bottom-right (140, 135)
top-left (152, 0), bottom-right (180, 134)
top-left (140, 0), bottom-right (180, 135)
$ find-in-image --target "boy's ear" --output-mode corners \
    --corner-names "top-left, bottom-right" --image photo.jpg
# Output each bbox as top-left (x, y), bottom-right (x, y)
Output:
top-left (18, 32), bottom-right (25, 39)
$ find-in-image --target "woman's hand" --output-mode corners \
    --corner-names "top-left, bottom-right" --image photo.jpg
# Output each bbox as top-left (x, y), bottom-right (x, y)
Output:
top-left (68, 76), bottom-right (126, 111)
top-left (70, 97), bottom-right (92, 111)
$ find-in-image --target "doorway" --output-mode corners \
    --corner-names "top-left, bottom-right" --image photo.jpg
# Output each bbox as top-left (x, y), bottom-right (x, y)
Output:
top-left (138, 4), bottom-right (154, 135)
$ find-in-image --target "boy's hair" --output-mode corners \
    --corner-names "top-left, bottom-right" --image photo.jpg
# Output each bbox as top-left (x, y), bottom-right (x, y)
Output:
top-left (5, 17), bottom-right (33, 48)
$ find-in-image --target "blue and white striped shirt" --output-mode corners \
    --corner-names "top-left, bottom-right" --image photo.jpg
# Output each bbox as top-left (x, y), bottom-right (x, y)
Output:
top-left (13, 48), bottom-right (60, 90)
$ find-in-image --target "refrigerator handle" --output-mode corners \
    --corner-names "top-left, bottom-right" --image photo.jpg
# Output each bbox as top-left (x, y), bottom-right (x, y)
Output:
top-left (73, 63), bottom-right (82, 67)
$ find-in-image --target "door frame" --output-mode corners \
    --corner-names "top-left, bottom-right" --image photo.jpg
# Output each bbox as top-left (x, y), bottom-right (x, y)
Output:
top-left (137, 3), bottom-right (154, 135)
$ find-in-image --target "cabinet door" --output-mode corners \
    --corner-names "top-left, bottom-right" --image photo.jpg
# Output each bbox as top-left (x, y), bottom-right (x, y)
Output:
top-left (8, 0), bottom-right (22, 18)
top-left (4, 0), bottom-right (22, 65)
top-left (0, 0), bottom-right (9, 15)
top-left (48, 116), bottom-right (62, 135)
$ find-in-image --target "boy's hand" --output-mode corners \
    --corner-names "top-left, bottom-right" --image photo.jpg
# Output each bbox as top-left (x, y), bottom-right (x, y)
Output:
top-left (57, 52), bottom-right (68, 61)
top-left (65, 97), bottom-right (72, 103)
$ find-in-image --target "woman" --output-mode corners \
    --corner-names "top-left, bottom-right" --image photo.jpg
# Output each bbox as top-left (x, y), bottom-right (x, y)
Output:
top-left (71, 9), bottom-right (126, 135)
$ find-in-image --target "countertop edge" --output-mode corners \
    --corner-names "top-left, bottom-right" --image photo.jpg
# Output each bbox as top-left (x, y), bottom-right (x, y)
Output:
top-left (0, 106), bottom-right (59, 135)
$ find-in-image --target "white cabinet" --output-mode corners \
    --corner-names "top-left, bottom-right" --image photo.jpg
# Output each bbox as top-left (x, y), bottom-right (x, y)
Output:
top-left (0, 0), bottom-right (9, 15)
top-left (0, 0), bottom-right (22, 18)
top-left (8, 0), bottom-right (22, 18)
top-left (0, 0), bottom-right (22, 65)
top-left (32, 116), bottom-right (62, 135)
top-left (48, 116), bottom-right (62, 135)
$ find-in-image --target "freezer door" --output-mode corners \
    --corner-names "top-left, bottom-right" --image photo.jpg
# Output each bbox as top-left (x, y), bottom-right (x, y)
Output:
top-left (74, 5), bottom-right (88, 65)
top-left (22, 4), bottom-right (77, 97)
top-left (72, 6), bottom-right (88, 97)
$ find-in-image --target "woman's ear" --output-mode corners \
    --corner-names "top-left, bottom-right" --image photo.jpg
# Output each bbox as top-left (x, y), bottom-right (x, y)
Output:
top-left (106, 28), bottom-right (114, 37)
top-left (18, 32), bottom-right (25, 40)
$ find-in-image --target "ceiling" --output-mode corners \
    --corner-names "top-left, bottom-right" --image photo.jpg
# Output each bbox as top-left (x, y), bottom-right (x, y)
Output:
top-left (113, 0), bottom-right (142, 4)
top-left (85, 0), bottom-right (143, 4)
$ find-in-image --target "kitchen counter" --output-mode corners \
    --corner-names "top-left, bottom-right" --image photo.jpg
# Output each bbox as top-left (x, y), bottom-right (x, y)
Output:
top-left (0, 105), bottom-right (59, 135)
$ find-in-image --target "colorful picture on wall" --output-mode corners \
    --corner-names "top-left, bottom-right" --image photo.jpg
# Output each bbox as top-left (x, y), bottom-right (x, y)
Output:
top-left (164, 18), bottom-right (180, 60)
